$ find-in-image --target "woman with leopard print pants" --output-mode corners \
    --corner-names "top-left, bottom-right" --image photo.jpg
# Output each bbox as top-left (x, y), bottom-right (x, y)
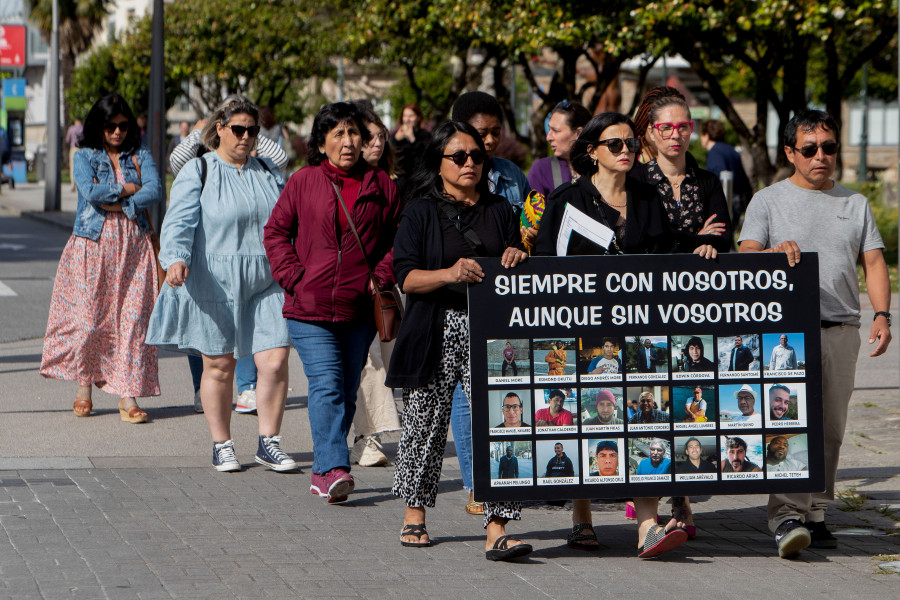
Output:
top-left (386, 120), bottom-right (530, 562)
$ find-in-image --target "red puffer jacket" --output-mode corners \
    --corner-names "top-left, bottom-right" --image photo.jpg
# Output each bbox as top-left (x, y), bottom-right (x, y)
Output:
top-left (264, 163), bottom-right (400, 322)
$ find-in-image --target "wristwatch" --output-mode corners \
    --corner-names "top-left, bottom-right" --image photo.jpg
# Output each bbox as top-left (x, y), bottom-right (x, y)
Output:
top-left (874, 311), bottom-right (892, 327)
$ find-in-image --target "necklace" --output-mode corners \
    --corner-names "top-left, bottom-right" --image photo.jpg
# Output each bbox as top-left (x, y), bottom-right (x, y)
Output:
top-left (600, 196), bottom-right (626, 208)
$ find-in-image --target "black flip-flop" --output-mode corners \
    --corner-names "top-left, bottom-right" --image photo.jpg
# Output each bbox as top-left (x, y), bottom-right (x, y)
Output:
top-left (567, 523), bottom-right (600, 551)
top-left (400, 523), bottom-right (431, 547)
top-left (638, 524), bottom-right (687, 559)
top-left (485, 535), bottom-right (533, 561)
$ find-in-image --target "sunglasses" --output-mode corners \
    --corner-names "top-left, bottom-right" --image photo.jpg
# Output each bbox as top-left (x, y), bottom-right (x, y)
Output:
top-left (791, 141), bottom-right (838, 158)
top-left (596, 137), bottom-right (641, 154)
top-left (224, 124), bottom-right (261, 138)
top-left (652, 121), bottom-right (694, 139)
top-left (103, 121), bottom-right (129, 134)
top-left (442, 150), bottom-right (487, 166)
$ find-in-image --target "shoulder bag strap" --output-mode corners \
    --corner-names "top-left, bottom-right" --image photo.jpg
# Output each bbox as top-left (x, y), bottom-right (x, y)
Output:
top-left (550, 156), bottom-right (563, 189)
top-left (436, 199), bottom-right (487, 256)
top-left (331, 180), bottom-right (382, 294)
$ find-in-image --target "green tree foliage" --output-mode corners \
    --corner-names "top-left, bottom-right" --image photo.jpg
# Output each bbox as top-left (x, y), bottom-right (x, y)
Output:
top-left (29, 0), bottom-right (113, 123)
top-left (67, 0), bottom-right (333, 123)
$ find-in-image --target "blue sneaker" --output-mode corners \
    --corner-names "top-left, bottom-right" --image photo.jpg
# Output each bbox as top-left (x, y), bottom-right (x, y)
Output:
top-left (212, 440), bottom-right (240, 472)
top-left (255, 435), bottom-right (299, 472)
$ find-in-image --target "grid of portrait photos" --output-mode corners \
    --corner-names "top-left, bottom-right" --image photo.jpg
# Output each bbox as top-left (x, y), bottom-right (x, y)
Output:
top-left (484, 333), bottom-right (812, 491)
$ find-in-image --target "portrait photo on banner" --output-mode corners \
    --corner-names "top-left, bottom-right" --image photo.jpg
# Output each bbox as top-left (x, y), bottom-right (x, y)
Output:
top-left (674, 435), bottom-right (719, 481)
top-left (534, 387), bottom-right (578, 433)
top-left (672, 384), bottom-right (717, 430)
top-left (489, 440), bottom-right (533, 487)
top-left (762, 332), bottom-right (806, 377)
top-left (487, 389), bottom-right (532, 435)
top-left (625, 335), bottom-right (669, 380)
top-left (536, 439), bottom-right (579, 485)
top-left (577, 336), bottom-right (624, 383)
top-left (717, 333), bottom-right (761, 378)
top-left (533, 338), bottom-right (576, 384)
top-left (764, 433), bottom-right (809, 478)
top-left (626, 385), bottom-right (671, 432)
top-left (629, 436), bottom-right (673, 482)
top-left (765, 382), bottom-right (807, 427)
top-left (670, 334), bottom-right (716, 380)
top-left (582, 438), bottom-right (626, 483)
top-left (719, 383), bottom-right (764, 429)
top-left (486, 338), bottom-right (531, 385)
top-left (579, 387), bottom-right (625, 433)
top-left (720, 434), bottom-right (764, 480)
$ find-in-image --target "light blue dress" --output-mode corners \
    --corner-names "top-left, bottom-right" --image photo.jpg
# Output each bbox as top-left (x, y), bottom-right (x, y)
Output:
top-left (146, 152), bottom-right (289, 358)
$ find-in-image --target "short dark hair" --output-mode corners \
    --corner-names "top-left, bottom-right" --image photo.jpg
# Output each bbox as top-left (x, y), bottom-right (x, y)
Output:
top-left (701, 119), bottom-right (726, 142)
top-left (502, 392), bottom-right (521, 402)
top-left (307, 102), bottom-right (371, 166)
top-left (406, 120), bottom-right (490, 204)
top-left (550, 100), bottom-right (592, 133)
top-left (548, 389), bottom-right (565, 401)
top-left (769, 383), bottom-right (791, 398)
top-left (726, 437), bottom-right (748, 451)
top-left (602, 337), bottom-right (617, 346)
top-left (81, 93), bottom-right (141, 152)
top-left (783, 110), bottom-right (839, 149)
top-left (595, 440), bottom-right (618, 454)
top-left (684, 437), bottom-right (702, 450)
top-left (451, 91), bottom-right (503, 124)
top-left (569, 112), bottom-right (637, 177)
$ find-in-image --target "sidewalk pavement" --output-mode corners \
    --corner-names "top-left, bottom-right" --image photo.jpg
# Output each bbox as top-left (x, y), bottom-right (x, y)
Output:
top-left (0, 184), bottom-right (898, 599)
top-left (0, 182), bottom-right (78, 231)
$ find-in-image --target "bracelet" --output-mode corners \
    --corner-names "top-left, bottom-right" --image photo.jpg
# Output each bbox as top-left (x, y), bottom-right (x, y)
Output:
top-left (874, 311), bottom-right (892, 327)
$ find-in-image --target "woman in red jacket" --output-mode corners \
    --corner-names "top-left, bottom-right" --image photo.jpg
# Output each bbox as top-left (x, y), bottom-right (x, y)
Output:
top-left (264, 102), bottom-right (401, 503)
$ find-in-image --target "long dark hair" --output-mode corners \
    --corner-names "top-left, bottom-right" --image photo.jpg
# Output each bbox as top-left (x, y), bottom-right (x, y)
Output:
top-left (81, 93), bottom-right (141, 152)
top-left (354, 100), bottom-right (395, 177)
top-left (307, 102), bottom-right (371, 166)
top-left (406, 120), bottom-right (490, 204)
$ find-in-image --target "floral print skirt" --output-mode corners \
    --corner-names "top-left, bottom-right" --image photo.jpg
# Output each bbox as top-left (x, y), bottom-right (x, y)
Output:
top-left (41, 213), bottom-right (160, 397)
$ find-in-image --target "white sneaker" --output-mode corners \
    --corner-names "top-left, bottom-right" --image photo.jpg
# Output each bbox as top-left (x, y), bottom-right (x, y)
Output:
top-left (357, 435), bottom-right (388, 467)
top-left (193, 390), bottom-right (204, 413)
top-left (235, 389), bottom-right (257, 414)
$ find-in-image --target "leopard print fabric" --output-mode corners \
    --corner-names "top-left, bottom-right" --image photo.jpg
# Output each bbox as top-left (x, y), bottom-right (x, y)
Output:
top-left (392, 308), bottom-right (522, 528)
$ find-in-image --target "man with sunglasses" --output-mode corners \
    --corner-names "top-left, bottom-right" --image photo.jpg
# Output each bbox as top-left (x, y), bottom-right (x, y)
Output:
top-left (739, 109), bottom-right (892, 559)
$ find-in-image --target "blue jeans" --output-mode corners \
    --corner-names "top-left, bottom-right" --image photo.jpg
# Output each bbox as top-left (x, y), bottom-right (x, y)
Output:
top-left (188, 355), bottom-right (258, 394)
top-left (287, 319), bottom-right (375, 475)
top-left (450, 382), bottom-right (473, 491)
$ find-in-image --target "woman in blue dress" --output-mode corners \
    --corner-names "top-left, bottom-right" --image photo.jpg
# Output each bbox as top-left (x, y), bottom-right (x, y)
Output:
top-left (146, 96), bottom-right (296, 473)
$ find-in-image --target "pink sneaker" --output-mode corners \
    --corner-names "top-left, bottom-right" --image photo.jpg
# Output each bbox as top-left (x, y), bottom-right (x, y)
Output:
top-left (310, 468), bottom-right (354, 503)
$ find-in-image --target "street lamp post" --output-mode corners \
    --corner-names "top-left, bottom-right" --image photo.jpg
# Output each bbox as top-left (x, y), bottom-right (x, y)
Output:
top-left (43, 0), bottom-right (60, 211)
top-left (147, 0), bottom-right (167, 228)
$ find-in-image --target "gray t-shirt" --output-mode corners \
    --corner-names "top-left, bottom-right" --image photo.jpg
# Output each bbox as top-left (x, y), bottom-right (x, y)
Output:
top-left (738, 179), bottom-right (884, 325)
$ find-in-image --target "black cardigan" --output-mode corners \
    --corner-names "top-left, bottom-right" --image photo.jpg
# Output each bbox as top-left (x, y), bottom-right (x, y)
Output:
top-left (629, 161), bottom-right (733, 253)
top-left (385, 194), bottom-right (520, 388)
top-left (533, 175), bottom-right (674, 256)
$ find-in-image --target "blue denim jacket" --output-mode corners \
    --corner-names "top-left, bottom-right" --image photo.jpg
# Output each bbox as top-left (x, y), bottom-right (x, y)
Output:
top-left (488, 156), bottom-right (529, 213)
top-left (72, 146), bottom-right (162, 240)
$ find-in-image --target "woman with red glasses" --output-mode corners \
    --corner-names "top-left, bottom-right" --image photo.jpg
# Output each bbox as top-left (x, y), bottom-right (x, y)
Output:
top-left (630, 86), bottom-right (733, 540)
top-left (41, 93), bottom-right (162, 423)
top-left (630, 86), bottom-right (733, 254)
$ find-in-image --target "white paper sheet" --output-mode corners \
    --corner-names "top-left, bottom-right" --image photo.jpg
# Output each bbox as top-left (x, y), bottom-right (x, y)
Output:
top-left (555, 202), bottom-right (615, 256)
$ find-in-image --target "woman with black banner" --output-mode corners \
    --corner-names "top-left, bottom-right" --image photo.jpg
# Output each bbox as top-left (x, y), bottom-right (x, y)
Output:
top-left (387, 120), bottom-right (531, 561)
top-left (533, 111), bottom-right (716, 558)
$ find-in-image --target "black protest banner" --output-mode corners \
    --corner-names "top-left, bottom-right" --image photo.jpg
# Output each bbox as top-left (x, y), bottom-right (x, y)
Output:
top-left (469, 253), bottom-right (823, 501)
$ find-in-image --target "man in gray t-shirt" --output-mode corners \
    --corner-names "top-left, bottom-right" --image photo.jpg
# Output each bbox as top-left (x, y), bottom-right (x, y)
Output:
top-left (738, 110), bottom-right (892, 559)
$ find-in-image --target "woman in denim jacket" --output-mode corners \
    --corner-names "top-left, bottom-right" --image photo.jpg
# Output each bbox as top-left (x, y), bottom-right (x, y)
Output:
top-left (41, 93), bottom-right (162, 423)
